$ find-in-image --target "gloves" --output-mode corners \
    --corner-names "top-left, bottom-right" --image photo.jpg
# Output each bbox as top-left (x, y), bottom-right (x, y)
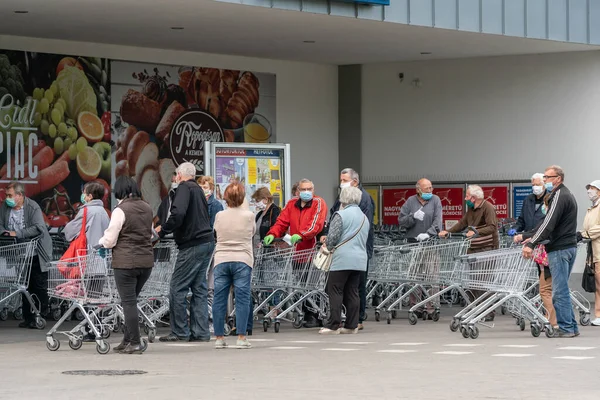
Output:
top-left (413, 209), bottom-right (425, 221)
top-left (577, 231), bottom-right (583, 243)
top-left (290, 234), bottom-right (302, 245)
top-left (263, 235), bottom-right (274, 246)
top-left (98, 248), bottom-right (107, 259)
top-left (416, 233), bottom-right (430, 242)
top-left (507, 229), bottom-right (517, 236)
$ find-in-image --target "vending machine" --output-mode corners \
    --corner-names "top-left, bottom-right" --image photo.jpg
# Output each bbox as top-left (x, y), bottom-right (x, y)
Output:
top-left (204, 142), bottom-right (292, 212)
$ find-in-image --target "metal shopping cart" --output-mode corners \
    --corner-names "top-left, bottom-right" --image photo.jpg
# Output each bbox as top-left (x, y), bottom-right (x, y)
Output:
top-left (450, 247), bottom-right (551, 339)
top-left (45, 250), bottom-right (117, 354)
top-left (0, 239), bottom-right (45, 327)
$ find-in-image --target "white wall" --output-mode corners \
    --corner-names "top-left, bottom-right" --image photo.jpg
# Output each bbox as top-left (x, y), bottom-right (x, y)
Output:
top-left (362, 51), bottom-right (600, 223)
top-left (0, 35), bottom-right (339, 207)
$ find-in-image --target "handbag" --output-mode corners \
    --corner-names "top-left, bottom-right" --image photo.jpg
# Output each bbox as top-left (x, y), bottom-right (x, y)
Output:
top-left (532, 244), bottom-right (549, 267)
top-left (582, 241), bottom-right (596, 293)
top-left (58, 207), bottom-right (88, 279)
top-left (314, 215), bottom-right (366, 271)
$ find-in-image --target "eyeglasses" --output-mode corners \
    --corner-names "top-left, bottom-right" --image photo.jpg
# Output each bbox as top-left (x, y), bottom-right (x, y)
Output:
top-left (543, 175), bottom-right (558, 179)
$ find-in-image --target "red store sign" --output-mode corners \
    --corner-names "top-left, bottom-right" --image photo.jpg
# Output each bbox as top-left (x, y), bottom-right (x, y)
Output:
top-left (382, 187), bottom-right (416, 225)
top-left (479, 185), bottom-right (509, 219)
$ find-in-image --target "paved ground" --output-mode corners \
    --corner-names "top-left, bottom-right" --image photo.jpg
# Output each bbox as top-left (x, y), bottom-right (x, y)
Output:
top-left (1, 308), bottom-right (598, 400)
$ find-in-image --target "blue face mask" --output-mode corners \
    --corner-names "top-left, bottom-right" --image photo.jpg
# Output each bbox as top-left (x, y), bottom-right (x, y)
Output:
top-left (5, 198), bottom-right (15, 208)
top-left (81, 193), bottom-right (87, 205)
top-left (466, 200), bottom-right (475, 209)
top-left (545, 182), bottom-right (554, 192)
top-left (421, 193), bottom-right (433, 201)
top-left (541, 204), bottom-right (547, 215)
top-left (300, 191), bottom-right (313, 202)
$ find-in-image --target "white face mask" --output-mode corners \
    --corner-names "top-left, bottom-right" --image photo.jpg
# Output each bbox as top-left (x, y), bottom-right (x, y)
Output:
top-left (532, 185), bottom-right (544, 196)
top-left (256, 200), bottom-right (267, 210)
top-left (171, 182), bottom-right (179, 190)
top-left (588, 188), bottom-right (599, 202)
top-left (340, 182), bottom-right (352, 189)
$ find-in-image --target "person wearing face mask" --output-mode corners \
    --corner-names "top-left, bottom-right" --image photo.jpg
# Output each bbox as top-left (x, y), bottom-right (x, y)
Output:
top-left (64, 182), bottom-right (110, 251)
top-left (523, 165), bottom-right (578, 338)
top-left (579, 180), bottom-right (600, 326)
top-left (440, 185), bottom-right (499, 320)
top-left (251, 187), bottom-right (281, 248)
top-left (155, 172), bottom-right (178, 230)
top-left (399, 178), bottom-right (443, 317)
top-left (511, 173), bottom-right (548, 235)
top-left (0, 182), bottom-right (52, 329)
top-left (264, 178), bottom-right (327, 328)
top-left (320, 168), bottom-right (374, 329)
top-left (198, 176), bottom-right (224, 229)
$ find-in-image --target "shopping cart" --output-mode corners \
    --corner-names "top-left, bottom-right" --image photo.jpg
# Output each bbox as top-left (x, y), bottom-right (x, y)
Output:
top-left (450, 247), bottom-right (551, 339)
top-left (405, 237), bottom-right (471, 324)
top-left (45, 250), bottom-right (117, 354)
top-left (0, 239), bottom-right (45, 327)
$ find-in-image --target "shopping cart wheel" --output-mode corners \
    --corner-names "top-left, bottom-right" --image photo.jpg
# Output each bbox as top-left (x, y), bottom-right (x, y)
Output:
top-left (96, 341), bottom-right (111, 355)
top-left (143, 325), bottom-right (149, 334)
top-left (292, 317), bottom-right (303, 329)
top-left (51, 309), bottom-right (62, 321)
top-left (101, 328), bottom-right (111, 339)
top-left (408, 313), bottom-right (418, 325)
top-left (112, 318), bottom-right (122, 333)
top-left (374, 311), bottom-right (380, 322)
top-left (580, 313), bottom-right (591, 326)
top-left (74, 309), bottom-right (85, 321)
top-left (449, 319), bottom-right (459, 332)
top-left (69, 339), bottom-right (83, 350)
top-left (35, 317), bottom-right (46, 330)
top-left (263, 320), bottom-right (269, 332)
top-left (501, 306), bottom-right (506, 315)
top-left (461, 326), bottom-right (469, 338)
top-left (274, 321), bottom-right (280, 333)
top-left (545, 325), bottom-right (555, 338)
top-left (386, 314), bottom-right (391, 324)
top-left (432, 311), bottom-right (440, 322)
top-left (13, 307), bottom-right (23, 320)
top-left (530, 324), bottom-right (541, 338)
top-left (148, 329), bottom-right (156, 343)
top-left (0, 309), bottom-right (8, 321)
top-left (519, 319), bottom-right (525, 331)
top-left (391, 310), bottom-right (397, 319)
top-left (46, 338), bottom-right (60, 351)
top-left (401, 297), bottom-right (410, 307)
top-left (459, 298), bottom-right (467, 308)
top-left (140, 338), bottom-right (148, 352)
top-left (469, 326), bottom-right (479, 339)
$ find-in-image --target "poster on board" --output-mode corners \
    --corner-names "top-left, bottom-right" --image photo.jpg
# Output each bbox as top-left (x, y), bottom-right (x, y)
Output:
top-left (0, 50), bottom-right (111, 228)
top-left (382, 187), bottom-right (416, 225)
top-left (364, 186), bottom-right (379, 225)
top-left (110, 61), bottom-right (276, 215)
top-left (433, 186), bottom-right (464, 230)
top-left (477, 184), bottom-right (509, 220)
top-left (512, 184), bottom-right (533, 219)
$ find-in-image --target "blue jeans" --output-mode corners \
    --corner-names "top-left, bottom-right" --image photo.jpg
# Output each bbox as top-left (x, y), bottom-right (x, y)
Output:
top-left (548, 247), bottom-right (578, 334)
top-left (213, 262), bottom-right (252, 337)
top-left (169, 242), bottom-right (215, 339)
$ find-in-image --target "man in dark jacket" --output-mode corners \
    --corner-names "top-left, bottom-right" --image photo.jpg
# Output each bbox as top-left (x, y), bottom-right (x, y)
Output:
top-left (321, 168), bottom-right (374, 329)
top-left (512, 173), bottom-right (548, 234)
top-left (524, 165), bottom-right (578, 338)
top-left (158, 162), bottom-right (215, 342)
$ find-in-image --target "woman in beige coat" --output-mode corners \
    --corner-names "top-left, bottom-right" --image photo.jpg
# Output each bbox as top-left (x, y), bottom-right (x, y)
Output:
top-left (580, 180), bottom-right (600, 326)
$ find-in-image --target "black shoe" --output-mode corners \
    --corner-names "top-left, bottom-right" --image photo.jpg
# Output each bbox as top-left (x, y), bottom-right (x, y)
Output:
top-left (159, 333), bottom-right (188, 342)
top-left (188, 336), bottom-right (210, 342)
top-left (113, 341), bottom-right (129, 352)
top-left (119, 343), bottom-right (144, 354)
top-left (83, 333), bottom-right (96, 342)
top-left (303, 318), bottom-right (320, 328)
top-left (484, 314), bottom-right (495, 322)
top-left (27, 321), bottom-right (41, 329)
top-left (247, 330), bottom-right (253, 336)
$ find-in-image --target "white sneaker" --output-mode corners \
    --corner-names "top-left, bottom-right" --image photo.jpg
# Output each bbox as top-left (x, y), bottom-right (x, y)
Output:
top-left (215, 339), bottom-right (227, 349)
top-left (591, 318), bottom-right (600, 326)
top-left (318, 328), bottom-right (340, 335)
top-left (209, 323), bottom-right (215, 334)
top-left (339, 328), bottom-right (358, 334)
top-left (234, 338), bottom-right (252, 349)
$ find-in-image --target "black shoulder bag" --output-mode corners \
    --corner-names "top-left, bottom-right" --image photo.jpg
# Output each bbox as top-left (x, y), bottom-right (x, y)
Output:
top-left (581, 240), bottom-right (596, 293)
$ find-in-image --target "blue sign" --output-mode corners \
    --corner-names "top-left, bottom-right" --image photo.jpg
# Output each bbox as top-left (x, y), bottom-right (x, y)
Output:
top-left (336, 0), bottom-right (390, 5)
top-left (513, 185), bottom-right (532, 218)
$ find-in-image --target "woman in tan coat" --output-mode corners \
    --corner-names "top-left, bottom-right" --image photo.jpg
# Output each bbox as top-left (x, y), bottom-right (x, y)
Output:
top-left (580, 180), bottom-right (600, 326)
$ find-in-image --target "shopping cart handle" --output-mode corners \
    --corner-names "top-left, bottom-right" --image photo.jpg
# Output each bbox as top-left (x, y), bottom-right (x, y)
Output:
top-left (92, 244), bottom-right (103, 250)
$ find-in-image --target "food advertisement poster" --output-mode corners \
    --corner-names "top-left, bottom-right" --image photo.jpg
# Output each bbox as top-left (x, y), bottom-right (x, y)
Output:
top-left (0, 51), bottom-right (111, 228)
top-left (477, 184), bottom-right (509, 220)
top-left (382, 186), bottom-right (464, 228)
top-left (364, 186), bottom-right (379, 225)
top-left (214, 147), bottom-right (283, 213)
top-left (111, 61), bottom-right (276, 215)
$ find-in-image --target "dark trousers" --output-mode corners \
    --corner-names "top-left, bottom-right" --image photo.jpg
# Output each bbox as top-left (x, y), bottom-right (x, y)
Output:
top-left (22, 256), bottom-right (48, 322)
top-left (114, 268), bottom-right (152, 345)
top-left (358, 259), bottom-right (369, 323)
top-left (326, 270), bottom-right (361, 330)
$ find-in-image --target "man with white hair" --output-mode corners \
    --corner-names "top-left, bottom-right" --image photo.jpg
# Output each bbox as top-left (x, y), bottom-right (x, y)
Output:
top-left (440, 184), bottom-right (499, 320)
top-left (321, 168), bottom-right (374, 329)
top-left (510, 173), bottom-right (548, 235)
top-left (158, 162), bottom-right (215, 342)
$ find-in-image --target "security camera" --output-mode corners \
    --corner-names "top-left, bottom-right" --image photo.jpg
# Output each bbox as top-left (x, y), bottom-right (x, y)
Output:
top-left (398, 73), bottom-right (404, 82)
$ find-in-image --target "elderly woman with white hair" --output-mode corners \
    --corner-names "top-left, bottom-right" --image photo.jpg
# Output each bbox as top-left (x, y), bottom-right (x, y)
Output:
top-left (319, 186), bottom-right (369, 335)
top-left (580, 180), bottom-right (600, 326)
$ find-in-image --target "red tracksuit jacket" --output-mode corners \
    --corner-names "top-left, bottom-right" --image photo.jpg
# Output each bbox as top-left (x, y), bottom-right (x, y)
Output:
top-left (267, 196), bottom-right (327, 252)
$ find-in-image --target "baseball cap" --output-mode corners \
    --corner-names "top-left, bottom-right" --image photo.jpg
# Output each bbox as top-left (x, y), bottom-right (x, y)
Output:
top-left (586, 180), bottom-right (600, 190)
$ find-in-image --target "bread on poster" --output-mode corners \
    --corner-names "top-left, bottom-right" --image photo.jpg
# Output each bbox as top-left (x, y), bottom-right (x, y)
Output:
top-left (126, 130), bottom-right (150, 175)
top-left (120, 89), bottom-right (161, 133)
top-left (138, 165), bottom-right (163, 216)
top-left (159, 158), bottom-right (176, 197)
top-left (134, 142), bottom-right (159, 178)
top-left (155, 100), bottom-right (186, 142)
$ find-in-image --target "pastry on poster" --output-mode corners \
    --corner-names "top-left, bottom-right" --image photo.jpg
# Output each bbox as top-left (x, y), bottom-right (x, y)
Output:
top-left (0, 51), bottom-right (112, 227)
top-left (113, 64), bottom-right (274, 216)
